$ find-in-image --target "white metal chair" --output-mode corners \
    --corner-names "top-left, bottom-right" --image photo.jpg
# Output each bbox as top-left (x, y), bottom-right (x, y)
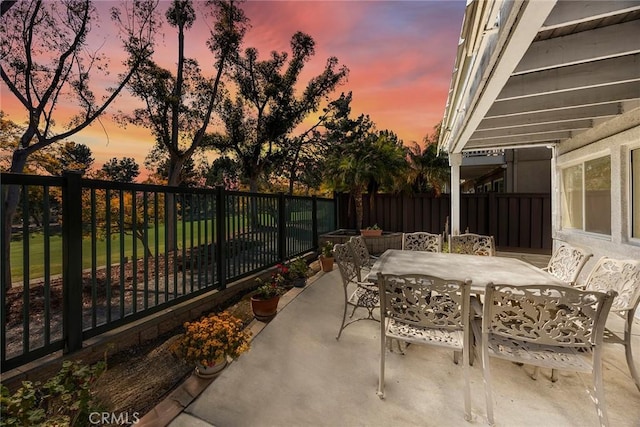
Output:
top-left (349, 235), bottom-right (378, 270)
top-left (584, 257), bottom-right (640, 392)
top-left (449, 233), bottom-right (495, 256)
top-left (542, 243), bottom-right (592, 286)
top-left (481, 283), bottom-right (616, 427)
top-left (377, 273), bottom-right (472, 422)
top-left (333, 242), bottom-right (379, 340)
top-left (402, 232), bottom-right (443, 252)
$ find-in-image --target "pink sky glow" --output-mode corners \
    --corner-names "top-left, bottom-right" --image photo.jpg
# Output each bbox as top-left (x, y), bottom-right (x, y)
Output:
top-left (1, 0), bottom-right (466, 173)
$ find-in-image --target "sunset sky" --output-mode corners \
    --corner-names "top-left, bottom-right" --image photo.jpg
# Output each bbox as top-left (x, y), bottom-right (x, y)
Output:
top-left (1, 0), bottom-right (466, 172)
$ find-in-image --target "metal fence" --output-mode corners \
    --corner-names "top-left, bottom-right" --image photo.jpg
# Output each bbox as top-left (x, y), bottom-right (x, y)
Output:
top-left (1, 172), bottom-right (335, 372)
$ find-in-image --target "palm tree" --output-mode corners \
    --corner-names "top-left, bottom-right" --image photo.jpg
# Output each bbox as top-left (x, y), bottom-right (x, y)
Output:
top-left (407, 123), bottom-right (450, 196)
top-left (325, 130), bottom-right (408, 230)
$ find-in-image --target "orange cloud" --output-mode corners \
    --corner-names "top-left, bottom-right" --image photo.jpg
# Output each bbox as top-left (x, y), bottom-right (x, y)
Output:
top-left (1, 0), bottom-right (466, 171)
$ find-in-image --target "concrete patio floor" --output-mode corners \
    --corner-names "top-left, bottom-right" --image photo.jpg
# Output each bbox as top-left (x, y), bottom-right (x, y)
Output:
top-left (169, 255), bottom-right (640, 427)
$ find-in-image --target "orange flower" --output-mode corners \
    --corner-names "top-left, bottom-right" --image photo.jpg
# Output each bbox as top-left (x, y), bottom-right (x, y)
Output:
top-left (171, 311), bottom-right (252, 365)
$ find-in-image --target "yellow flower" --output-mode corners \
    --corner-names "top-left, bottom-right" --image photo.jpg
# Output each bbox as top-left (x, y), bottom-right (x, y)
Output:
top-left (173, 311), bottom-right (252, 365)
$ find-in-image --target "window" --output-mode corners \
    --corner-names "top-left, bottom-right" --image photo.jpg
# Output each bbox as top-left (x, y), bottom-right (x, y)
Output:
top-left (561, 155), bottom-right (611, 235)
top-left (562, 164), bottom-right (583, 229)
top-left (633, 148), bottom-right (640, 238)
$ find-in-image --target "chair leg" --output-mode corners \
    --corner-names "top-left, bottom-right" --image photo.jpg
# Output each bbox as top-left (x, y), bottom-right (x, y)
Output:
top-left (336, 301), bottom-right (349, 340)
top-left (483, 346), bottom-right (495, 426)
top-left (349, 304), bottom-right (358, 319)
top-left (462, 343), bottom-right (472, 421)
top-left (623, 314), bottom-right (640, 392)
top-left (377, 334), bottom-right (386, 398)
top-left (593, 361), bottom-right (610, 427)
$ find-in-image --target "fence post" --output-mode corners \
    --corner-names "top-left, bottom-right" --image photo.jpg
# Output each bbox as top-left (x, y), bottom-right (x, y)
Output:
top-left (215, 186), bottom-right (226, 290)
top-left (278, 193), bottom-right (286, 262)
top-left (489, 192), bottom-right (498, 242)
top-left (401, 193), bottom-right (409, 232)
top-left (333, 192), bottom-right (339, 230)
top-left (62, 171), bottom-right (83, 354)
top-left (311, 196), bottom-right (318, 250)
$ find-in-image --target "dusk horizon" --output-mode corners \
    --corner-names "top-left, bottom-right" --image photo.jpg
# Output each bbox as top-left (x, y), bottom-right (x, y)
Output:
top-left (0, 0), bottom-right (466, 175)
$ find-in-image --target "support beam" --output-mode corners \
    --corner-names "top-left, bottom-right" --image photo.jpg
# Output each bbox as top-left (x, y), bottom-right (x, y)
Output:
top-left (449, 153), bottom-right (462, 237)
top-left (501, 54), bottom-right (640, 100)
top-left (450, 1), bottom-right (557, 153)
top-left (515, 20), bottom-right (640, 74)
top-left (486, 82), bottom-right (640, 117)
top-left (476, 103), bottom-right (621, 131)
top-left (541, 1), bottom-right (640, 30)
top-left (471, 119), bottom-right (592, 139)
top-left (468, 130), bottom-right (572, 146)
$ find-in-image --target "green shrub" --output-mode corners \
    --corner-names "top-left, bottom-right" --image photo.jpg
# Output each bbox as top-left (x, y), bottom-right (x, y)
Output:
top-left (0, 360), bottom-right (105, 427)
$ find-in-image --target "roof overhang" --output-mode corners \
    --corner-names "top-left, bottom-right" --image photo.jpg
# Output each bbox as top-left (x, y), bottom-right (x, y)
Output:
top-left (438, 0), bottom-right (640, 155)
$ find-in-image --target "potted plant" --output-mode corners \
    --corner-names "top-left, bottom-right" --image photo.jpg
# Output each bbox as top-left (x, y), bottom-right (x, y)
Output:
top-left (319, 241), bottom-right (334, 272)
top-left (171, 311), bottom-right (251, 378)
top-left (288, 258), bottom-right (309, 288)
top-left (251, 273), bottom-right (286, 321)
top-left (275, 263), bottom-right (292, 287)
top-left (361, 223), bottom-right (382, 237)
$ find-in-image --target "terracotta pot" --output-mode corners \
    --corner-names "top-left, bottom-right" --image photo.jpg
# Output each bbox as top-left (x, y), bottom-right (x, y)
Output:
top-left (361, 229), bottom-right (382, 237)
top-left (195, 358), bottom-right (227, 378)
top-left (251, 295), bottom-right (280, 321)
top-left (319, 255), bottom-right (334, 272)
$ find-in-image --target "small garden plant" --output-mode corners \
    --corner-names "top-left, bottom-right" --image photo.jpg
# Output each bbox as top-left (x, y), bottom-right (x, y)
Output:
top-left (0, 360), bottom-right (105, 427)
top-left (288, 258), bottom-right (309, 279)
top-left (321, 241), bottom-right (334, 258)
top-left (254, 273), bottom-right (287, 300)
top-left (171, 311), bottom-right (251, 366)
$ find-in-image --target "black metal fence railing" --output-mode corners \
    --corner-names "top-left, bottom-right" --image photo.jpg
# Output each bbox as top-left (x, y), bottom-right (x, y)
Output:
top-left (1, 172), bottom-right (336, 372)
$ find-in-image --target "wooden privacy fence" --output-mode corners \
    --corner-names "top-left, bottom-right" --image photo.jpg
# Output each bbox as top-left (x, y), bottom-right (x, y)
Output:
top-left (336, 192), bottom-right (551, 252)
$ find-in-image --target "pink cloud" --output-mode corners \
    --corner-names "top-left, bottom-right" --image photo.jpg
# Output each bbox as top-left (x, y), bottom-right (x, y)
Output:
top-left (1, 0), bottom-right (466, 169)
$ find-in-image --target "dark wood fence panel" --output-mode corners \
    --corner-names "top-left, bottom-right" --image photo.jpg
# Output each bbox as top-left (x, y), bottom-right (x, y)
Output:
top-left (337, 192), bottom-right (551, 252)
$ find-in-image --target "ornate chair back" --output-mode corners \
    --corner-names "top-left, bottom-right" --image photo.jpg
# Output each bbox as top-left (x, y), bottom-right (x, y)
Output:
top-left (402, 232), bottom-right (443, 252)
top-left (543, 243), bottom-right (592, 285)
top-left (349, 235), bottom-right (376, 269)
top-left (377, 273), bottom-right (472, 420)
top-left (449, 233), bottom-right (495, 256)
top-left (333, 242), bottom-right (362, 284)
top-left (583, 257), bottom-right (640, 314)
top-left (481, 283), bottom-right (616, 426)
top-left (583, 256), bottom-right (640, 392)
top-left (333, 242), bottom-right (379, 340)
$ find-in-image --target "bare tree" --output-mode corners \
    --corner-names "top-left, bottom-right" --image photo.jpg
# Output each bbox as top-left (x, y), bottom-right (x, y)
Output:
top-left (206, 32), bottom-right (349, 193)
top-left (120, 0), bottom-right (248, 250)
top-left (0, 0), bottom-right (159, 288)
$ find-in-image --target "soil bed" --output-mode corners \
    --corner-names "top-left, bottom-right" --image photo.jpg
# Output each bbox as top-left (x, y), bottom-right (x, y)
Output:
top-left (92, 291), bottom-right (255, 424)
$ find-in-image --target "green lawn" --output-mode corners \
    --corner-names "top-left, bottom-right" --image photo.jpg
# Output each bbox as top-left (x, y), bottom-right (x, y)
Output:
top-left (10, 219), bottom-right (217, 281)
top-left (10, 210), bottom-right (308, 282)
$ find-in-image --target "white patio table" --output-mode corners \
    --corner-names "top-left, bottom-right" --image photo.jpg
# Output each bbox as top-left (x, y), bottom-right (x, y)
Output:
top-left (368, 249), bottom-right (564, 293)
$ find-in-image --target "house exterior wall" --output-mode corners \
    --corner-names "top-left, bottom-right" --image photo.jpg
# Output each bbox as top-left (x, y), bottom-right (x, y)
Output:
top-left (505, 147), bottom-right (551, 193)
top-left (555, 112), bottom-right (640, 316)
top-left (461, 147), bottom-right (551, 193)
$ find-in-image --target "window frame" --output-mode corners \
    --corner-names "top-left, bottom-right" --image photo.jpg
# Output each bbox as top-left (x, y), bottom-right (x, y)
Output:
top-left (560, 151), bottom-right (612, 237)
top-left (629, 143), bottom-right (640, 244)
